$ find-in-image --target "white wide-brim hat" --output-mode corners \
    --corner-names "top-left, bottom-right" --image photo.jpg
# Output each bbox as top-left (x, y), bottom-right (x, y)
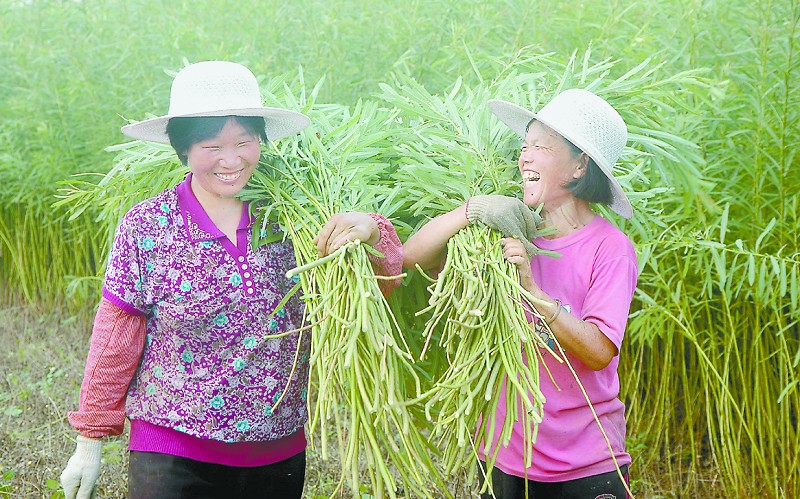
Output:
top-left (488, 88), bottom-right (632, 218)
top-left (121, 61), bottom-right (310, 143)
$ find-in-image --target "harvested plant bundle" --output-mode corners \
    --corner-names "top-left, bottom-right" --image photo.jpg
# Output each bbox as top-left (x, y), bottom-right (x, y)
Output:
top-left (244, 108), bottom-right (447, 497)
top-left (416, 223), bottom-right (556, 488)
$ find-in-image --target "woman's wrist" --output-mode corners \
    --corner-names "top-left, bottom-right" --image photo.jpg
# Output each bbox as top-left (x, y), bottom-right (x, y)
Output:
top-left (365, 212), bottom-right (383, 246)
top-left (547, 299), bottom-right (563, 323)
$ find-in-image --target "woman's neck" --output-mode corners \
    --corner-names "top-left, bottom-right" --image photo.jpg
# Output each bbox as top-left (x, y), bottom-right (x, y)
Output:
top-left (192, 187), bottom-right (244, 245)
top-left (542, 200), bottom-right (595, 238)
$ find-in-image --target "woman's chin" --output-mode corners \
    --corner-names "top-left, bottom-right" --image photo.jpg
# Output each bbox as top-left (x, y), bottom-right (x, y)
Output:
top-left (522, 191), bottom-right (541, 208)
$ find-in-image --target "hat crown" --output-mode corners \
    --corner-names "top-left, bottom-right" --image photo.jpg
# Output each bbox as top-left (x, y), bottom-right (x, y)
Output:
top-left (535, 88), bottom-right (627, 171)
top-left (120, 61), bottom-right (310, 143)
top-left (168, 61), bottom-right (263, 116)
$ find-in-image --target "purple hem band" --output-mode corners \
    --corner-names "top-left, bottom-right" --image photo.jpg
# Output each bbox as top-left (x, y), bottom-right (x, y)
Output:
top-left (101, 288), bottom-right (145, 316)
top-left (128, 420), bottom-right (306, 467)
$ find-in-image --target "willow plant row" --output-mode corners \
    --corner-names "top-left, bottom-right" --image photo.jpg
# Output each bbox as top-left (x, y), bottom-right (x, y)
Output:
top-left (51, 48), bottom-right (793, 496)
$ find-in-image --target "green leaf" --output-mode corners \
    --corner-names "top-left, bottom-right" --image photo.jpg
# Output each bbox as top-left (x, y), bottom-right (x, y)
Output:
top-left (3, 406), bottom-right (22, 417)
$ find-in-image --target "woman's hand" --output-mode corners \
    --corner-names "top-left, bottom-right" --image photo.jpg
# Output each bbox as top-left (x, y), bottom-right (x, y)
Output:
top-left (501, 237), bottom-right (536, 292)
top-left (60, 436), bottom-right (103, 499)
top-left (314, 212), bottom-right (380, 256)
top-left (502, 236), bottom-right (618, 370)
top-left (467, 195), bottom-right (540, 258)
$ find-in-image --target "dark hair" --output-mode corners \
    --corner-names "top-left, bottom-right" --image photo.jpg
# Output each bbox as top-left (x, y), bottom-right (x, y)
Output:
top-left (166, 115), bottom-right (268, 165)
top-left (565, 155), bottom-right (614, 206)
top-left (526, 118), bottom-right (614, 206)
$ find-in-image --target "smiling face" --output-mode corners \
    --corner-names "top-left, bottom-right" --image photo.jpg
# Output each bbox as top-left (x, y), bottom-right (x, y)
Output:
top-left (185, 118), bottom-right (262, 204)
top-left (518, 120), bottom-right (587, 210)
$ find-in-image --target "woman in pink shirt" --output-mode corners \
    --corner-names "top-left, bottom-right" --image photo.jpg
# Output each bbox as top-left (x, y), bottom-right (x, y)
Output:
top-left (59, 61), bottom-right (403, 499)
top-left (404, 89), bottom-right (637, 499)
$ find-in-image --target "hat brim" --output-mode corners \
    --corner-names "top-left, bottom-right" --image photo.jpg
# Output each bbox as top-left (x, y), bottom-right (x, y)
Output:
top-left (120, 107), bottom-right (311, 144)
top-left (487, 99), bottom-right (633, 219)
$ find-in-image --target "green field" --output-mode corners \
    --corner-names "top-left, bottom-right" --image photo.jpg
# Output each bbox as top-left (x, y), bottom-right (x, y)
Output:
top-left (1, 0), bottom-right (798, 497)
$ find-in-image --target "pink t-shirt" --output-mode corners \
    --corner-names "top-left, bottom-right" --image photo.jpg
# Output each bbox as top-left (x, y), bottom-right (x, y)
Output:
top-left (483, 215), bottom-right (638, 482)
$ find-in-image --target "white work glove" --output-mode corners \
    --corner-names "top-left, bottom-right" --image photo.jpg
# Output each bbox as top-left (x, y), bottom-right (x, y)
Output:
top-left (60, 435), bottom-right (102, 499)
top-left (467, 195), bottom-right (542, 258)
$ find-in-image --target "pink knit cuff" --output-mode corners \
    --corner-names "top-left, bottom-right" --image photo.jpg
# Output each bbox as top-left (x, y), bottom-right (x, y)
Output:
top-left (367, 213), bottom-right (403, 296)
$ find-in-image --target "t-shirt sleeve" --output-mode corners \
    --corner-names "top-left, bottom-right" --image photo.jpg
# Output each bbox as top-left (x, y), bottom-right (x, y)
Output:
top-left (582, 238), bottom-right (638, 351)
top-left (101, 212), bottom-right (149, 316)
top-left (68, 298), bottom-right (147, 438)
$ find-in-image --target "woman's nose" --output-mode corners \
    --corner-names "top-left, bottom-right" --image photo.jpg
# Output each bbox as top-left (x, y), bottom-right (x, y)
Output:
top-left (219, 149), bottom-right (241, 168)
top-left (519, 148), bottom-right (534, 161)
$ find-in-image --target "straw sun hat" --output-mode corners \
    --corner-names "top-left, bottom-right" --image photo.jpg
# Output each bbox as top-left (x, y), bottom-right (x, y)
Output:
top-left (487, 88), bottom-right (632, 218)
top-left (121, 61), bottom-right (310, 143)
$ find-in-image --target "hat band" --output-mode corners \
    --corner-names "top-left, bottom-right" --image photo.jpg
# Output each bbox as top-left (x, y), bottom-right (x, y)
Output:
top-left (169, 98), bottom-right (263, 117)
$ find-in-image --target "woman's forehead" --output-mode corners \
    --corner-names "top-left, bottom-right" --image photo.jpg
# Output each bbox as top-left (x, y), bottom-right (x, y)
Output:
top-left (525, 120), bottom-right (566, 143)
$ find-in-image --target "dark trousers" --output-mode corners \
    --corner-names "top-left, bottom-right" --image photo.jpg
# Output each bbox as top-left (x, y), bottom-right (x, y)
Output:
top-left (480, 464), bottom-right (629, 499)
top-left (128, 450), bottom-right (306, 499)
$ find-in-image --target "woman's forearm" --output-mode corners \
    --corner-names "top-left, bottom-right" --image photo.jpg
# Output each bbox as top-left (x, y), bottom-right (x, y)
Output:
top-left (403, 204), bottom-right (469, 271)
top-left (533, 293), bottom-right (617, 371)
top-left (68, 298), bottom-right (147, 437)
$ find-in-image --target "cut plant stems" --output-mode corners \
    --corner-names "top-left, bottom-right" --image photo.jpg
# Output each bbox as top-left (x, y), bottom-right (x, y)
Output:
top-left (243, 125), bottom-right (450, 498)
top-left (414, 224), bottom-right (554, 492)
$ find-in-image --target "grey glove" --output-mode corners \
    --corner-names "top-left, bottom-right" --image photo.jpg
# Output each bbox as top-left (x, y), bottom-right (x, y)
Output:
top-left (60, 435), bottom-right (102, 499)
top-left (466, 195), bottom-right (541, 258)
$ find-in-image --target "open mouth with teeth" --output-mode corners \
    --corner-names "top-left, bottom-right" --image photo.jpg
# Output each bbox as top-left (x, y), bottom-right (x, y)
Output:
top-left (215, 171), bottom-right (243, 182)
top-left (522, 170), bottom-right (541, 182)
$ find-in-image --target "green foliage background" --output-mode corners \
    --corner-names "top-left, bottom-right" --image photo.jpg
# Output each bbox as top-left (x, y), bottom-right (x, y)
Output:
top-left (1, 0), bottom-right (798, 497)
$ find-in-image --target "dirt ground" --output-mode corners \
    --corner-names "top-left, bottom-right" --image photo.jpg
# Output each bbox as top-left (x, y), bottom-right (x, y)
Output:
top-left (1, 304), bottom-right (731, 498)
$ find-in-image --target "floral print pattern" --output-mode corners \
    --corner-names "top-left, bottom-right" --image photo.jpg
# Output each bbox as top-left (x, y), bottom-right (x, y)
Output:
top-left (103, 177), bottom-right (308, 443)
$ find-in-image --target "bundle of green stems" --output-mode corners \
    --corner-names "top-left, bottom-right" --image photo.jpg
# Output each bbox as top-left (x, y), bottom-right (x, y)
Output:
top-left (416, 224), bottom-right (558, 490)
top-left (246, 151), bottom-right (448, 498)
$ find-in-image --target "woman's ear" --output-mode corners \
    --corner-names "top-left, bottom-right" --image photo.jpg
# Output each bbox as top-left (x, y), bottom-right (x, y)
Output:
top-left (573, 153), bottom-right (589, 179)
